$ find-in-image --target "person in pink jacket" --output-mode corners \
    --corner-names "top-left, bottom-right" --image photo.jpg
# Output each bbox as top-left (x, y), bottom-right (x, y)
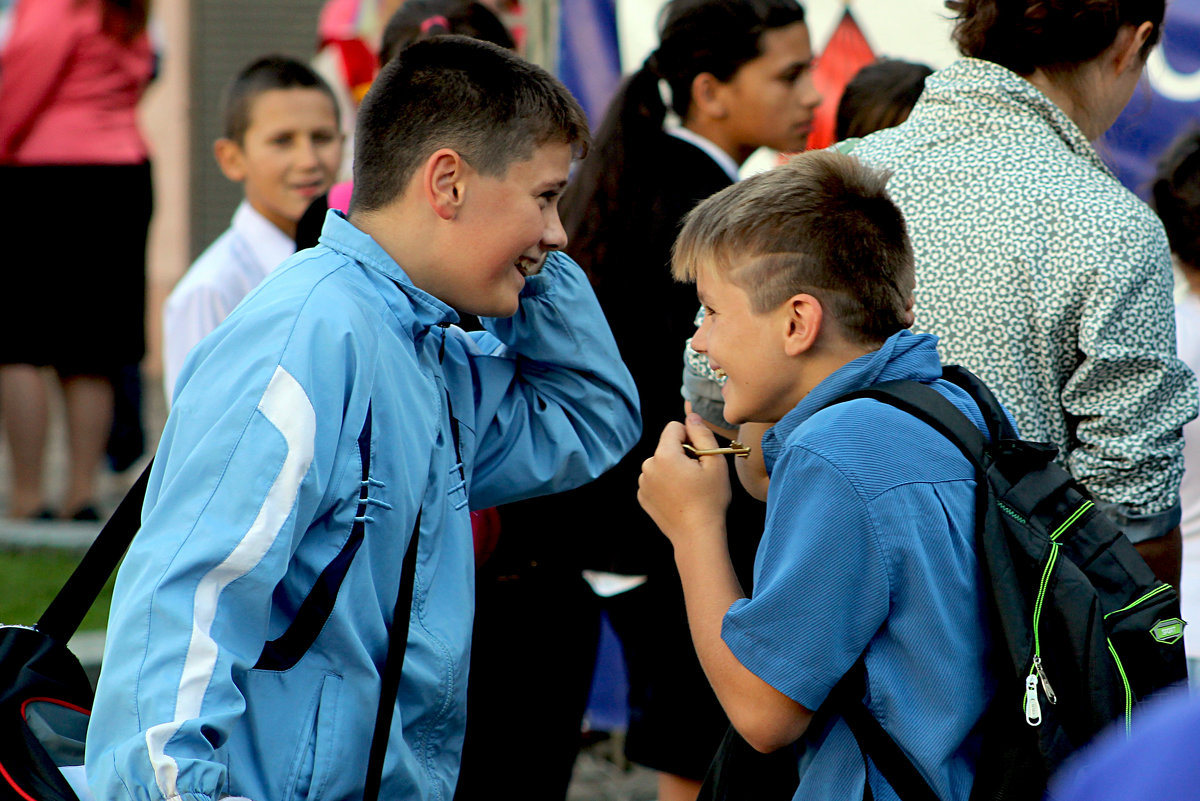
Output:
top-left (0, 0), bottom-right (155, 520)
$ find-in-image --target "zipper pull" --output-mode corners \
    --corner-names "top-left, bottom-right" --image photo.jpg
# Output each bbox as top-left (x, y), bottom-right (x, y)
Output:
top-left (1024, 674), bottom-right (1042, 726)
top-left (1033, 656), bottom-right (1057, 705)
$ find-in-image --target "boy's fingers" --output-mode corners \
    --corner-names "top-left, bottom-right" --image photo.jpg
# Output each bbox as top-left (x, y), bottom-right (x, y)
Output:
top-left (656, 420), bottom-right (688, 453)
top-left (684, 413), bottom-right (719, 449)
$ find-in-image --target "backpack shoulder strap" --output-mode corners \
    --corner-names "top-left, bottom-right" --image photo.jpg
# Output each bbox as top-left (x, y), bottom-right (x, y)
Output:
top-left (828, 379), bottom-right (988, 471)
top-left (830, 663), bottom-right (944, 801)
top-left (938, 365), bottom-right (1018, 442)
top-left (37, 459), bottom-right (154, 643)
top-left (821, 377), bottom-right (998, 801)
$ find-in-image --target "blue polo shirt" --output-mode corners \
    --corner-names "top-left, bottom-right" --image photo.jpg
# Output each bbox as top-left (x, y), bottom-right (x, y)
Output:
top-left (723, 330), bottom-right (996, 801)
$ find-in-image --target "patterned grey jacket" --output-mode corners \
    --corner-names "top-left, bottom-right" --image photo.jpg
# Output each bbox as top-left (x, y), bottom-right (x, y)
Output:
top-left (849, 57), bottom-right (1197, 540)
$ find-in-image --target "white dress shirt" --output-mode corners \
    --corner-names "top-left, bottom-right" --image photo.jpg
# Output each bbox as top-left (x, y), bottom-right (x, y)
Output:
top-left (163, 201), bottom-right (295, 402)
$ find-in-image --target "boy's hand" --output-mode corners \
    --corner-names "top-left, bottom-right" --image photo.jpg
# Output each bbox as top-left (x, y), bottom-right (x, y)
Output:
top-left (684, 400), bottom-right (739, 441)
top-left (638, 414), bottom-right (732, 547)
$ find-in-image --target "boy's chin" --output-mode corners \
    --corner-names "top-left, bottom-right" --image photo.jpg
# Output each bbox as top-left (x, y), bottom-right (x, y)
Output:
top-left (461, 294), bottom-right (521, 320)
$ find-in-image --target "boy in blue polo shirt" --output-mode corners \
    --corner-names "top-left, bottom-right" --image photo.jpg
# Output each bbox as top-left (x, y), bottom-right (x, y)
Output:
top-left (638, 150), bottom-right (995, 800)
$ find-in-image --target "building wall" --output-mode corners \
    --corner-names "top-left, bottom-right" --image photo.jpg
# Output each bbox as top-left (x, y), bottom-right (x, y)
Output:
top-left (189, 0), bottom-right (328, 261)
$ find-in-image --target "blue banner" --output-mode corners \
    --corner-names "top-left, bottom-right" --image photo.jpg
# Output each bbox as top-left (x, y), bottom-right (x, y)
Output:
top-left (557, 0), bottom-right (623, 126)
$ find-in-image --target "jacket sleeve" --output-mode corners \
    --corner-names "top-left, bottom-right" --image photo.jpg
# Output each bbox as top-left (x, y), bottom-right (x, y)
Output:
top-left (85, 313), bottom-right (364, 801)
top-left (1065, 225), bottom-right (1198, 540)
top-left (441, 250), bottom-right (641, 509)
top-left (0, 0), bottom-right (82, 158)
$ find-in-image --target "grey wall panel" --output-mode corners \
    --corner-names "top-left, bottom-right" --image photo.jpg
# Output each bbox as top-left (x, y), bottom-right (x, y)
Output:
top-left (189, 0), bottom-right (325, 260)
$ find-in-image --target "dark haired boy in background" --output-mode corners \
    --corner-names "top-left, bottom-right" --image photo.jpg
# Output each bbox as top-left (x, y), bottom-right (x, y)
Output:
top-left (162, 55), bottom-right (342, 400)
top-left (86, 36), bottom-right (638, 801)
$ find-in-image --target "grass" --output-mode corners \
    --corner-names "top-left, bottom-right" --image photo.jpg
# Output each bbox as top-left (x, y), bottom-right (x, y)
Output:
top-left (0, 547), bottom-right (115, 631)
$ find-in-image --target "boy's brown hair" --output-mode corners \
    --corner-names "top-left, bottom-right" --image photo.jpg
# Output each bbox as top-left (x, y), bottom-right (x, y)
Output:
top-left (220, 55), bottom-right (339, 144)
top-left (673, 150), bottom-right (914, 345)
top-left (351, 35), bottom-right (590, 214)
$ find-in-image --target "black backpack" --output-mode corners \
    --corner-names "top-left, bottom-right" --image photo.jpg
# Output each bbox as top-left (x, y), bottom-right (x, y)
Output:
top-left (826, 365), bottom-right (1189, 801)
top-left (0, 465), bottom-right (153, 801)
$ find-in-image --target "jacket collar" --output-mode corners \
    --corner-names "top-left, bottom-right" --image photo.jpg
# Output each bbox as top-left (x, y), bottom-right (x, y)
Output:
top-left (761, 330), bottom-right (943, 473)
top-left (317, 209), bottom-right (459, 336)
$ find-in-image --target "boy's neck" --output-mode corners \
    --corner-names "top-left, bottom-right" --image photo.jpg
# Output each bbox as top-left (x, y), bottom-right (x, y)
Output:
top-left (792, 337), bottom-right (879, 409)
top-left (349, 202), bottom-right (436, 284)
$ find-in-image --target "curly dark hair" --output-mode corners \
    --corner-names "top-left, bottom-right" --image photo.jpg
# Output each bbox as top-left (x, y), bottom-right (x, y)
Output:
top-left (944, 0), bottom-right (1164, 74)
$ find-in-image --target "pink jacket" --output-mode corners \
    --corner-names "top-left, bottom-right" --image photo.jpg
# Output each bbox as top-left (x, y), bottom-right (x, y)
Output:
top-left (0, 0), bottom-right (154, 164)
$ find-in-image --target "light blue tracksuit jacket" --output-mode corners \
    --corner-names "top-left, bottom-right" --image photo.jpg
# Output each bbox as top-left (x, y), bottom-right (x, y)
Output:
top-left (85, 211), bottom-right (641, 801)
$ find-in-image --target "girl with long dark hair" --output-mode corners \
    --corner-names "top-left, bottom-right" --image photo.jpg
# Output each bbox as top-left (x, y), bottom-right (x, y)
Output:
top-left (551, 2), bottom-right (819, 798)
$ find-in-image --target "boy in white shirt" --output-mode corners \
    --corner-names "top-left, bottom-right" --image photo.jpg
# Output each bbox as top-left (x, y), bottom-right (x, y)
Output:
top-left (163, 55), bottom-right (342, 400)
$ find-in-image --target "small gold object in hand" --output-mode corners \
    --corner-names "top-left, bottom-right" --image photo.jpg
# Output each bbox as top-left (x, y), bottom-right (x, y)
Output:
top-left (682, 440), bottom-right (752, 459)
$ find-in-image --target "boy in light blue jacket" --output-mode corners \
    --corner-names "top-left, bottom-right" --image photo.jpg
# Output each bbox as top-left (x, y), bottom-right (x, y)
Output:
top-left (86, 37), bottom-right (639, 801)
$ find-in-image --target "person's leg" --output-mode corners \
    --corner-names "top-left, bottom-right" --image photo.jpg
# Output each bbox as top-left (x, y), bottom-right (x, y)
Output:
top-left (59, 373), bottom-right (114, 518)
top-left (1, 364), bottom-right (50, 517)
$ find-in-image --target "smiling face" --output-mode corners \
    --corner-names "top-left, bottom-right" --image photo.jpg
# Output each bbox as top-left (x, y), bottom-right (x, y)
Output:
top-left (707, 21), bottom-right (821, 162)
top-left (217, 87), bottom-right (343, 238)
top-left (692, 267), bottom-right (801, 426)
top-left (442, 141), bottom-right (573, 317)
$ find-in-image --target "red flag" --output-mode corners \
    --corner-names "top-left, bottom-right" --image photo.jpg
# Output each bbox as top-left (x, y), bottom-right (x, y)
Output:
top-left (807, 8), bottom-right (876, 150)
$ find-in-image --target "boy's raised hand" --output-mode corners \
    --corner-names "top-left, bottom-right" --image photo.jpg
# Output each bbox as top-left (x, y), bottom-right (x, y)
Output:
top-left (638, 413), bottom-right (732, 548)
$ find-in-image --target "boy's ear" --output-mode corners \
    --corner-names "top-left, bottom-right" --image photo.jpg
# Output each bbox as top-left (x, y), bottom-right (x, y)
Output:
top-left (213, 138), bottom-right (248, 183)
top-left (691, 72), bottom-right (729, 121)
top-left (782, 293), bottom-right (823, 357)
top-left (423, 148), bottom-right (469, 221)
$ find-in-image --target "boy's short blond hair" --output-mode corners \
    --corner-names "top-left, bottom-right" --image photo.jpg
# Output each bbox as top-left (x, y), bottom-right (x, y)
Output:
top-left (673, 150), bottom-right (915, 345)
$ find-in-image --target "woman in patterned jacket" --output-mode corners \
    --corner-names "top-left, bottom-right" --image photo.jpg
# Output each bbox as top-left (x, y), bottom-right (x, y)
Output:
top-left (849, 0), bottom-right (1196, 585)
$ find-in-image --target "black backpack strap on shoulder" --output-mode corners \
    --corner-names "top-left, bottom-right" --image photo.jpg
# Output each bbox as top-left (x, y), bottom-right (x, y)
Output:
top-left (37, 459), bottom-right (154, 643)
top-left (937, 366), bottom-right (1018, 442)
top-left (830, 662), bottom-right (944, 801)
top-left (363, 507), bottom-right (421, 801)
top-left (828, 380), bottom-right (988, 471)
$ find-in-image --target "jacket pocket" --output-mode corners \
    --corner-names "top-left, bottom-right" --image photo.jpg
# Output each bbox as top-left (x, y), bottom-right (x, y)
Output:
top-left (291, 672), bottom-right (344, 801)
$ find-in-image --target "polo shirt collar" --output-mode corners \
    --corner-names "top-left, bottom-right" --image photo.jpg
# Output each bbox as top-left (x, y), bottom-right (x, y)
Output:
top-left (761, 330), bottom-right (943, 473)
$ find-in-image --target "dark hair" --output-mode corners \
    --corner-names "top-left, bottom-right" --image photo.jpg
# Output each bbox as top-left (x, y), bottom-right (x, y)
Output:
top-left (945, 0), bottom-right (1164, 75)
top-left (350, 36), bottom-right (589, 214)
top-left (378, 0), bottom-right (515, 66)
top-left (673, 150), bottom-right (914, 345)
top-left (221, 55), bottom-right (340, 143)
top-left (562, 0), bottom-right (806, 281)
top-left (835, 59), bottom-right (933, 141)
top-left (95, 0), bottom-right (150, 43)
top-left (1152, 129), bottom-right (1200, 271)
